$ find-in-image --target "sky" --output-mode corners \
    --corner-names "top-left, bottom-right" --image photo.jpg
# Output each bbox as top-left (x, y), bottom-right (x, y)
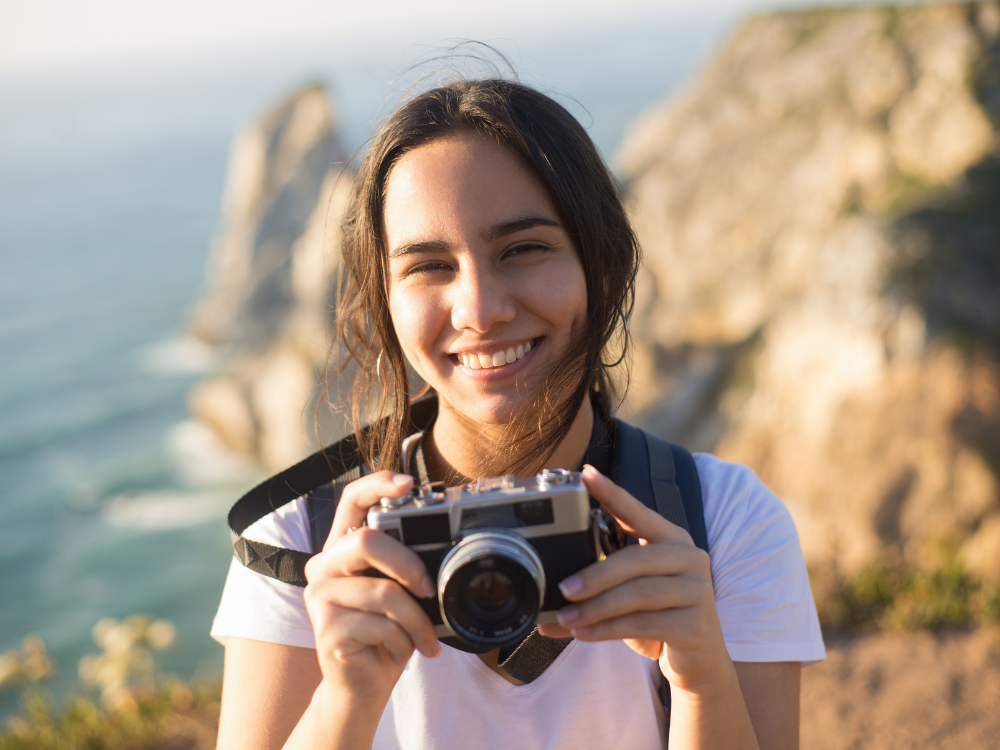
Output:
top-left (1, 0), bottom-right (780, 74)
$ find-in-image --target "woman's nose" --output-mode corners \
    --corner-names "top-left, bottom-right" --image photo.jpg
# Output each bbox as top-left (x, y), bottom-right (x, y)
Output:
top-left (449, 264), bottom-right (516, 333)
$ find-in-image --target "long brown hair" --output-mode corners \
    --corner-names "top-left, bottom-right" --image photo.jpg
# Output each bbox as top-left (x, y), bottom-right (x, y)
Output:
top-left (329, 78), bottom-right (639, 478)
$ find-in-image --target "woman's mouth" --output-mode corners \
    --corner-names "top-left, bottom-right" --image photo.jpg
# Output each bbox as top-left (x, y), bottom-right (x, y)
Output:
top-left (455, 338), bottom-right (537, 370)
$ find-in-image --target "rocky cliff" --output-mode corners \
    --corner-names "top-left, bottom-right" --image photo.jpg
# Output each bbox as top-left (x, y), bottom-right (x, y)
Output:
top-left (188, 84), bottom-right (353, 471)
top-left (187, 4), bottom-right (1000, 584)
top-left (619, 2), bottom-right (1000, 581)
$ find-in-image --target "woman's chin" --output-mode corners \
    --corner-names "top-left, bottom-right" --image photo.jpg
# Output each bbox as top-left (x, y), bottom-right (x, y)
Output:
top-left (436, 391), bottom-right (528, 427)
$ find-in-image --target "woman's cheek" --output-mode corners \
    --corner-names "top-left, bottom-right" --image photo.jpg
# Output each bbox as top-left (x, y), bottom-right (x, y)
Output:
top-left (525, 260), bottom-right (587, 335)
top-left (389, 288), bottom-right (447, 370)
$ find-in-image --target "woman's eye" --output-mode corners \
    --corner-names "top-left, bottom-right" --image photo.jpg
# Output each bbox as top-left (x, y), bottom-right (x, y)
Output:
top-left (404, 260), bottom-right (453, 276)
top-left (503, 243), bottom-right (548, 259)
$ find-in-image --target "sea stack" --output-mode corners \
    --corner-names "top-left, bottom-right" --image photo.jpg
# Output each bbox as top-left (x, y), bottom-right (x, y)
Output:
top-left (188, 84), bottom-right (353, 471)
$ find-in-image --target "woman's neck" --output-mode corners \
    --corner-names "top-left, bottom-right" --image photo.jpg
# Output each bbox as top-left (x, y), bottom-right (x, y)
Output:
top-left (423, 396), bottom-right (595, 485)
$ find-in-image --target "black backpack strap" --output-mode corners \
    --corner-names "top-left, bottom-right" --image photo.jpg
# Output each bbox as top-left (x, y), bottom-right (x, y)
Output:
top-left (306, 466), bottom-right (365, 555)
top-left (666, 440), bottom-right (708, 554)
top-left (228, 397), bottom-right (438, 586)
top-left (612, 420), bottom-right (707, 553)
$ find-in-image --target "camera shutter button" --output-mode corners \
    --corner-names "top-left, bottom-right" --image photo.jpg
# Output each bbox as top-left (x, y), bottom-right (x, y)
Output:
top-left (380, 495), bottom-right (407, 509)
top-left (537, 468), bottom-right (571, 487)
top-left (414, 483), bottom-right (445, 506)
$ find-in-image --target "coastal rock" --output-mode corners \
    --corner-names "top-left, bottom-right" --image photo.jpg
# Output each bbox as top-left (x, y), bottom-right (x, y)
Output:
top-left (619, 3), bottom-right (1000, 575)
top-left (187, 85), bottom-right (352, 471)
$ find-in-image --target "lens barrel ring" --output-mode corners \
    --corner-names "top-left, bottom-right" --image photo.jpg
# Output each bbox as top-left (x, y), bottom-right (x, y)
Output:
top-left (437, 529), bottom-right (546, 649)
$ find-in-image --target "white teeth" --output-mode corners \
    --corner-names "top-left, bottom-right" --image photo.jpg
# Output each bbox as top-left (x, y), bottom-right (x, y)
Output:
top-left (460, 341), bottom-right (535, 369)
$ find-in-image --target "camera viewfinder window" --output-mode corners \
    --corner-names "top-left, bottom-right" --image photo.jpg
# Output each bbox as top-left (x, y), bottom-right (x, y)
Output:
top-left (461, 499), bottom-right (553, 530)
top-left (400, 514), bottom-right (451, 545)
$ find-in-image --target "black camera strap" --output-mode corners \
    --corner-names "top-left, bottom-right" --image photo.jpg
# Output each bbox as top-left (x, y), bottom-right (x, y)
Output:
top-left (227, 398), bottom-right (438, 585)
top-left (227, 396), bottom-right (706, 684)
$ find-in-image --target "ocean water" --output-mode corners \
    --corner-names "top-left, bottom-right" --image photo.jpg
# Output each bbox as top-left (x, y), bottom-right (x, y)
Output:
top-left (0, 15), bottom-right (727, 717)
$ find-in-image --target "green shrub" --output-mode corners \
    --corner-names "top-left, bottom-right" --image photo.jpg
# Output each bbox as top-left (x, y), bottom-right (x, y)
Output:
top-left (815, 555), bottom-right (999, 631)
top-left (1, 683), bottom-right (220, 750)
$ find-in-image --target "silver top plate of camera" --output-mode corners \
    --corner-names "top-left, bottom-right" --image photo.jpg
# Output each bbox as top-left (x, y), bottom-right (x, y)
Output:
top-left (368, 469), bottom-right (592, 550)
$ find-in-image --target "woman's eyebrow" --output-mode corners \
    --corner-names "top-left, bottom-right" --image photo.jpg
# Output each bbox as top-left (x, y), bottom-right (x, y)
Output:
top-left (481, 215), bottom-right (561, 242)
top-left (388, 240), bottom-right (449, 259)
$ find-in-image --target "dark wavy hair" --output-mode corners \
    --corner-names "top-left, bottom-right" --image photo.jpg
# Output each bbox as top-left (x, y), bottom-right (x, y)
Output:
top-left (329, 78), bottom-right (640, 478)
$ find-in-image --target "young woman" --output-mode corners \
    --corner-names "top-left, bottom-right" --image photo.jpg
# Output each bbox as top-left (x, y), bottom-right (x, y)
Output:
top-left (211, 79), bottom-right (825, 750)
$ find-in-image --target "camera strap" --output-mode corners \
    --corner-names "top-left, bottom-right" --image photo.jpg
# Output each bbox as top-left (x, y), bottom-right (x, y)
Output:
top-left (226, 398), bottom-right (438, 586)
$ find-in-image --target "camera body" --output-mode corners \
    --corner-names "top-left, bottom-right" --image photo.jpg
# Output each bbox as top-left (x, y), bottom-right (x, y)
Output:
top-left (367, 468), bottom-right (623, 651)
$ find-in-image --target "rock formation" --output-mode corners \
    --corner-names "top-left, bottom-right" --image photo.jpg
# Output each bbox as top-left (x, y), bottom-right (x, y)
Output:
top-left (618, 2), bottom-right (1000, 580)
top-left (188, 84), bottom-right (353, 471)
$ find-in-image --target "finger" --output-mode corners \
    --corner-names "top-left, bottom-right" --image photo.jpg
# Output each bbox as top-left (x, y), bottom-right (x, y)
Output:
top-left (557, 542), bottom-right (709, 600)
top-left (582, 465), bottom-right (692, 545)
top-left (328, 471), bottom-right (414, 544)
top-left (567, 610), bottom-right (671, 644)
top-left (308, 575), bottom-right (441, 658)
top-left (325, 609), bottom-right (418, 666)
top-left (306, 527), bottom-right (436, 600)
top-left (555, 576), bottom-right (703, 630)
top-left (536, 622), bottom-right (574, 638)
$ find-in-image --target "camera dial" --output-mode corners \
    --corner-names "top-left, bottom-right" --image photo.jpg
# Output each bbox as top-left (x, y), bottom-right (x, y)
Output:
top-left (537, 467), bottom-right (571, 487)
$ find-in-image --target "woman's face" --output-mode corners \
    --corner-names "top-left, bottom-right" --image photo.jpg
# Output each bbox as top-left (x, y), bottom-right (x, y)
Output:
top-left (383, 131), bottom-right (588, 425)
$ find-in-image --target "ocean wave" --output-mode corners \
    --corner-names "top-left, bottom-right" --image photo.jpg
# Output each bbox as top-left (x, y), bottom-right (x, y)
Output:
top-left (167, 420), bottom-right (257, 487)
top-left (103, 489), bottom-right (231, 531)
top-left (0, 398), bottom-right (170, 463)
top-left (138, 336), bottom-right (215, 374)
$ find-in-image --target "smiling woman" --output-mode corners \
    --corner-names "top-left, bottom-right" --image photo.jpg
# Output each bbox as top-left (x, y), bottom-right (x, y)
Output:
top-left (211, 78), bottom-right (825, 750)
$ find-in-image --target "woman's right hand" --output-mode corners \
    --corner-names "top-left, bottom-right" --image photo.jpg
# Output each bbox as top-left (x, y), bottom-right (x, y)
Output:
top-left (302, 471), bottom-right (442, 709)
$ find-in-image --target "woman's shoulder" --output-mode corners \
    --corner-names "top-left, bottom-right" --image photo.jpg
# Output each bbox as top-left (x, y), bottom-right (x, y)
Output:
top-left (691, 452), bottom-right (797, 556)
top-left (241, 495), bottom-right (313, 552)
top-left (691, 452), bottom-right (826, 662)
top-left (211, 496), bottom-right (315, 648)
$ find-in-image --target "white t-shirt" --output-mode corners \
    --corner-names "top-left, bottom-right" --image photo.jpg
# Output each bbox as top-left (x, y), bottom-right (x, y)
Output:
top-left (212, 453), bottom-right (826, 749)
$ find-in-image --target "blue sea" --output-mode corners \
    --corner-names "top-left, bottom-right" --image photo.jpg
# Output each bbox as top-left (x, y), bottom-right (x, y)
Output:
top-left (0, 16), bottom-right (727, 716)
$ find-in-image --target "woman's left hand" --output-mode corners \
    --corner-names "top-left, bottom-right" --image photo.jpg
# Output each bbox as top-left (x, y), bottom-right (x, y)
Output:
top-left (536, 464), bottom-right (731, 695)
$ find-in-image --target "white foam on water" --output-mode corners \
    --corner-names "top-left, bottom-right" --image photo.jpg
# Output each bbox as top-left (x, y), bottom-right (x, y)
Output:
top-left (138, 336), bottom-right (215, 374)
top-left (167, 420), bottom-right (256, 487)
top-left (104, 489), bottom-right (231, 530)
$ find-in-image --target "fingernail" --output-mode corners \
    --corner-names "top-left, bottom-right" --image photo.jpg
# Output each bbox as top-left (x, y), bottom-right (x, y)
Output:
top-left (570, 626), bottom-right (591, 637)
top-left (556, 605), bottom-right (579, 626)
top-left (582, 464), bottom-right (601, 479)
top-left (558, 575), bottom-right (583, 598)
top-left (419, 575), bottom-right (435, 598)
top-left (394, 474), bottom-right (413, 487)
top-left (429, 641), bottom-right (442, 658)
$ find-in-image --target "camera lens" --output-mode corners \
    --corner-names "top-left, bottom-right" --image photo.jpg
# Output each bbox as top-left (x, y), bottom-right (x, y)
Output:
top-left (466, 570), bottom-right (515, 620)
top-left (438, 529), bottom-right (546, 650)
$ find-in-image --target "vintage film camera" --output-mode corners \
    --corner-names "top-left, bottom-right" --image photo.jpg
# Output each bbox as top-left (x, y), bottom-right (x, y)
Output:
top-left (367, 468), bottom-right (626, 651)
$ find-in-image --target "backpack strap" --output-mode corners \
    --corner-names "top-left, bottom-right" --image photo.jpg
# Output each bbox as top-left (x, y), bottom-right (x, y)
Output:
top-left (613, 419), bottom-right (708, 553)
top-left (306, 465), bottom-right (366, 556)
